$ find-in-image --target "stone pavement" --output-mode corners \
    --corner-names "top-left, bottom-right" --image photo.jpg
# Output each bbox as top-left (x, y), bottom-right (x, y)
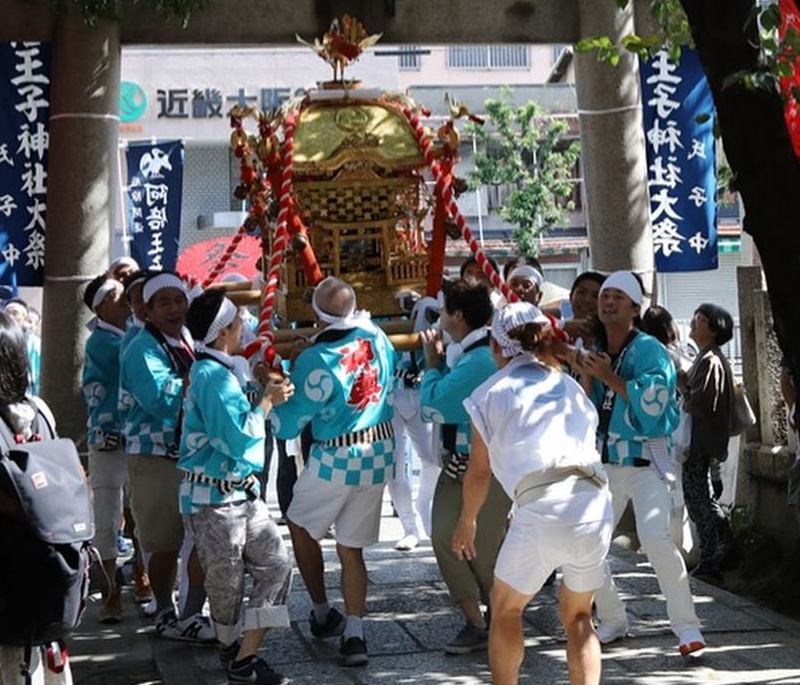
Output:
top-left (71, 499), bottom-right (800, 685)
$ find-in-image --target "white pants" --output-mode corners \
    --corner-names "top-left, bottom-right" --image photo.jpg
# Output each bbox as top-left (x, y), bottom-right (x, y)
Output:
top-left (88, 449), bottom-right (128, 561)
top-left (389, 386), bottom-right (439, 538)
top-left (594, 464), bottom-right (701, 640)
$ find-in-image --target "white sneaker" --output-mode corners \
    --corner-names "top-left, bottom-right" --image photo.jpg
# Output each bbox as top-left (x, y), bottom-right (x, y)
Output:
top-left (175, 613), bottom-right (217, 643)
top-left (595, 620), bottom-right (629, 644)
top-left (394, 534), bottom-right (419, 552)
top-left (154, 609), bottom-right (181, 639)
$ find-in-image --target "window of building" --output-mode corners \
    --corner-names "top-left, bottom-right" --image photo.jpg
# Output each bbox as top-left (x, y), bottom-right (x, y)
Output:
top-left (447, 45), bottom-right (529, 70)
top-left (397, 46), bottom-right (421, 71)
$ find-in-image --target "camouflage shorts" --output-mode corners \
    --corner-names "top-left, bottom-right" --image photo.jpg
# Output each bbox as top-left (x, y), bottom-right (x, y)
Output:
top-left (188, 499), bottom-right (292, 645)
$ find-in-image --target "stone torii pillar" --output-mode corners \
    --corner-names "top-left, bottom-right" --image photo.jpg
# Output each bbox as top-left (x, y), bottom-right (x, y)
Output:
top-left (41, 13), bottom-right (120, 445)
top-left (574, 0), bottom-right (654, 288)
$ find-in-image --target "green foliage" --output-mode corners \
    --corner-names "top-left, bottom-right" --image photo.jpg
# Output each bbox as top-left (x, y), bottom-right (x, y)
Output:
top-left (464, 91), bottom-right (580, 257)
top-left (575, 35), bottom-right (621, 66)
top-left (43, 0), bottom-right (207, 27)
top-left (575, 0), bottom-right (692, 65)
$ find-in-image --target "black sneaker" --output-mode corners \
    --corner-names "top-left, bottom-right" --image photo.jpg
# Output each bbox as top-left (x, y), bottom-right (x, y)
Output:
top-left (309, 607), bottom-right (345, 639)
top-left (228, 656), bottom-right (287, 685)
top-left (444, 621), bottom-right (489, 655)
top-left (339, 635), bottom-right (368, 666)
top-left (219, 640), bottom-right (241, 669)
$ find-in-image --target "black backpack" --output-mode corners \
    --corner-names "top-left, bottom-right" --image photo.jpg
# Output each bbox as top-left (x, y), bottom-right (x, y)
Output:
top-left (0, 399), bottom-right (94, 675)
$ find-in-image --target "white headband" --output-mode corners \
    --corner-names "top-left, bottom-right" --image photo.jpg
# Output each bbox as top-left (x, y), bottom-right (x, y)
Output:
top-left (109, 256), bottom-right (139, 272)
top-left (92, 279), bottom-right (121, 311)
top-left (4, 302), bottom-right (27, 317)
top-left (311, 277), bottom-right (355, 324)
top-left (143, 273), bottom-right (186, 304)
top-left (507, 265), bottom-right (544, 288)
top-left (124, 272), bottom-right (148, 294)
top-left (204, 297), bottom-right (238, 344)
top-left (491, 302), bottom-right (549, 358)
top-left (599, 271), bottom-right (643, 306)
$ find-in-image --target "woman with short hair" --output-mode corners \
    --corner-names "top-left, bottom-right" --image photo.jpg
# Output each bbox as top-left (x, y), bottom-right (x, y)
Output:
top-left (679, 303), bottom-right (735, 579)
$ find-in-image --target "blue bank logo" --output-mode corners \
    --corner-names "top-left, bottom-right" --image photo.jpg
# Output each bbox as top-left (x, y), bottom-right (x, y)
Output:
top-left (120, 81), bottom-right (147, 123)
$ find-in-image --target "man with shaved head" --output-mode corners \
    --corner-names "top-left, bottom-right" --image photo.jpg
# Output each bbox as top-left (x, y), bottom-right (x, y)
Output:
top-left (270, 277), bottom-right (397, 667)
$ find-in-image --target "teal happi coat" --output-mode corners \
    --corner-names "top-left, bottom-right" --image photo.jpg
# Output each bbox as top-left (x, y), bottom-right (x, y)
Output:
top-left (271, 324), bottom-right (396, 486)
top-left (178, 351), bottom-right (266, 514)
top-left (120, 327), bottom-right (186, 457)
top-left (590, 331), bottom-right (679, 465)
top-left (82, 320), bottom-right (124, 449)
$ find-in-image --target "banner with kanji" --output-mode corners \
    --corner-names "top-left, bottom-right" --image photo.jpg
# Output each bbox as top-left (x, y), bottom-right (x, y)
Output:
top-left (641, 48), bottom-right (718, 272)
top-left (125, 140), bottom-right (184, 271)
top-left (0, 42), bottom-right (51, 287)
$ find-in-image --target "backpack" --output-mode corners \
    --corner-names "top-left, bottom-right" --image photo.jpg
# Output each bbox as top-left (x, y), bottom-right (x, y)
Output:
top-left (0, 399), bottom-right (94, 671)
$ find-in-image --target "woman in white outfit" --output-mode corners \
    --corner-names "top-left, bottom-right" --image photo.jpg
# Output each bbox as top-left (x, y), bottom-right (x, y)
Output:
top-left (452, 302), bottom-right (613, 685)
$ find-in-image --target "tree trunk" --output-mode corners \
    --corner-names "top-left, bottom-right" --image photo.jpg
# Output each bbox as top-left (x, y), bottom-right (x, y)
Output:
top-left (681, 0), bottom-right (800, 412)
top-left (575, 0), bottom-right (654, 283)
top-left (42, 12), bottom-right (120, 446)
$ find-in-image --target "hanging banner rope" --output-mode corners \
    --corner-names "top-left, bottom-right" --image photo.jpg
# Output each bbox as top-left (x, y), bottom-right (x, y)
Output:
top-left (401, 108), bottom-right (517, 304)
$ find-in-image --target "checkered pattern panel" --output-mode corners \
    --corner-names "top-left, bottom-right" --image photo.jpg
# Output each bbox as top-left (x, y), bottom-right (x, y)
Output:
top-left (123, 421), bottom-right (176, 457)
top-left (307, 436), bottom-right (395, 486)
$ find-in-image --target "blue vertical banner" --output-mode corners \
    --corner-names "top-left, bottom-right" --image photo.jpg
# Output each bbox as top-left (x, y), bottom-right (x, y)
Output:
top-left (125, 140), bottom-right (184, 271)
top-left (0, 42), bottom-right (51, 287)
top-left (641, 48), bottom-right (718, 272)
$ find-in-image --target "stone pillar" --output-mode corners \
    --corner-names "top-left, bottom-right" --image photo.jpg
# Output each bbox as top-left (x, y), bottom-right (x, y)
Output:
top-left (574, 0), bottom-right (654, 286)
top-left (41, 13), bottom-right (120, 445)
top-left (735, 265), bottom-right (764, 518)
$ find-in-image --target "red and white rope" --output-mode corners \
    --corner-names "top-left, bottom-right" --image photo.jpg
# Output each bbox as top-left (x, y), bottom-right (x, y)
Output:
top-left (244, 113), bottom-right (298, 370)
top-left (402, 108), bottom-right (516, 303)
top-left (201, 227), bottom-right (247, 288)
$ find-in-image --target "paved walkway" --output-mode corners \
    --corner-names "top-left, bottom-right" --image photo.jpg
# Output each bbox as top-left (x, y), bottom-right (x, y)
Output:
top-left (71, 502), bottom-right (800, 685)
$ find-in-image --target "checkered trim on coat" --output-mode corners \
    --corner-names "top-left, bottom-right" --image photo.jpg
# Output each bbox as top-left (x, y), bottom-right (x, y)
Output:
top-left (307, 436), bottom-right (396, 486)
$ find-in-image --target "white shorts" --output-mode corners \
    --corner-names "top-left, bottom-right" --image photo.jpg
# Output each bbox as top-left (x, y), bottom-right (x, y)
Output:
top-left (495, 507), bottom-right (613, 596)
top-left (287, 468), bottom-right (385, 549)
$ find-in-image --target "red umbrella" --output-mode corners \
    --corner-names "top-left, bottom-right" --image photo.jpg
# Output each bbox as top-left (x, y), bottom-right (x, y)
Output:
top-left (176, 234), bottom-right (262, 283)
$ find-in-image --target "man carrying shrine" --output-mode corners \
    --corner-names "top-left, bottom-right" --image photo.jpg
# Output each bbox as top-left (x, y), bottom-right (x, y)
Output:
top-left (270, 276), bottom-right (396, 667)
